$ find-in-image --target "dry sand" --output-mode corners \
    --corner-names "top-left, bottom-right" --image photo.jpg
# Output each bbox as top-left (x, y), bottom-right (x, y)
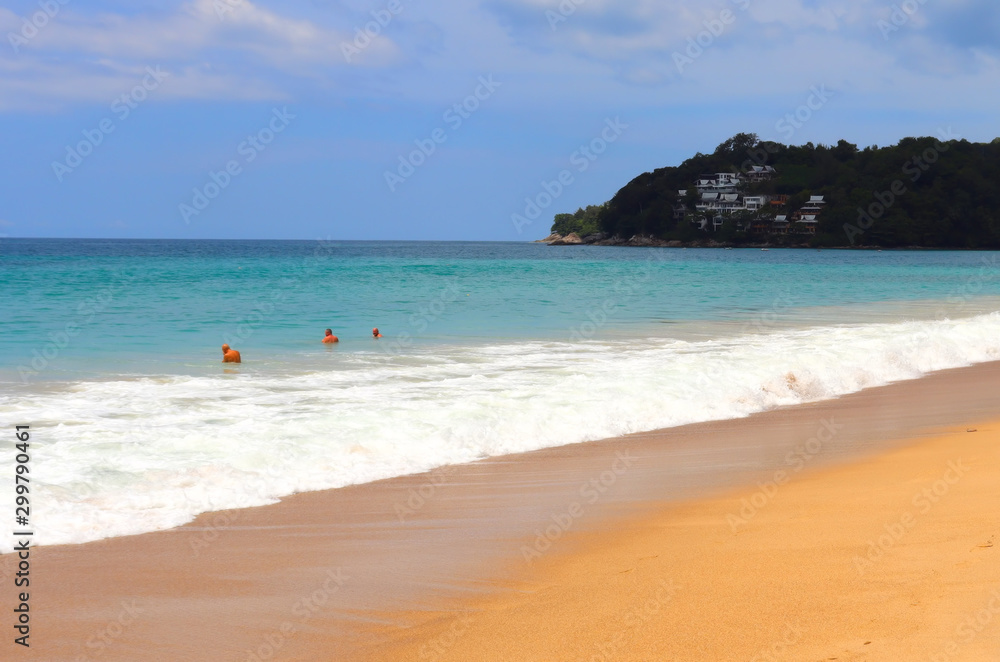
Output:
top-left (6, 362), bottom-right (1000, 660)
top-left (369, 421), bottom-right (1000, 662)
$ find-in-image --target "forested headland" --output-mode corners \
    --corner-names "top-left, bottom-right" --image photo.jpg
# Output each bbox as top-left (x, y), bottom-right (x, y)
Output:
top-left (544, 132), bottom-right (1000, 248)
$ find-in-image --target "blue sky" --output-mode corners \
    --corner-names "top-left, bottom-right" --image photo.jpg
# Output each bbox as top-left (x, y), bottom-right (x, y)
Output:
top-left (1, 0), bottom-right (998, 240)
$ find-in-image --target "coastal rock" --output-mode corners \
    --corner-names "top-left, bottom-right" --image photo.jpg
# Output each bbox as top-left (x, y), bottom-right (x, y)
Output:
top-left (535, 233), bottom-right (562, 244)
top-left (550, 232), bottom-right (583, 245)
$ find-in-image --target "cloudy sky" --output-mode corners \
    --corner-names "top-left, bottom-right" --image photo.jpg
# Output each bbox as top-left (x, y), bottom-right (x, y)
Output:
top-left (1, 0), bottom-right (998, 240)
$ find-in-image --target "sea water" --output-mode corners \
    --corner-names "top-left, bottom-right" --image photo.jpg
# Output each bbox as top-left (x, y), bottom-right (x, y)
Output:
top-left (2, 239), bottom-right (1000, 551)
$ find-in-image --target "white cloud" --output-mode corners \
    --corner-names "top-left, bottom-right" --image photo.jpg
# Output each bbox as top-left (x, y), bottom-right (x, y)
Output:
top-left (1, 0), bottom-right (999, 119)
top-left (21, 0), bottom-right (370, 64)
top-left (0, 0), bottom-right (402, 110)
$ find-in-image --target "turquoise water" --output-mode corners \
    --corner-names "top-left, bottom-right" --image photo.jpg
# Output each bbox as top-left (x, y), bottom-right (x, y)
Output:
top-left (3, 239), bottom-right (1000, 551)
top-left (3, 239), bottom-right (1000, 381)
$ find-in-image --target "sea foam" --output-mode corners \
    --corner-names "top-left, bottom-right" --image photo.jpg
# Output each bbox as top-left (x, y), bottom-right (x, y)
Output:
top-left (3, 312), bottom-right (1000, 552)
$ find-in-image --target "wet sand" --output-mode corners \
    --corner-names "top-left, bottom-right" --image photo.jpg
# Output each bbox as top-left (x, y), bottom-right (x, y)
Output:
top-left (8, 361), bottom-right (1000, 660)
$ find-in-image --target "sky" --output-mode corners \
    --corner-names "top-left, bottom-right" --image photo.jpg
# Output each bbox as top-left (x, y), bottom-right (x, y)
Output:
top-left (0, 0), bottom-right (998, 241)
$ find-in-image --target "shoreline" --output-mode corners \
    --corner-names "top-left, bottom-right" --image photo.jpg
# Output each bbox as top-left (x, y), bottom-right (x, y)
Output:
top-left (536, 233), bottom-right (998, 250)
top-left (9, 361), bottom-right (1000, 660)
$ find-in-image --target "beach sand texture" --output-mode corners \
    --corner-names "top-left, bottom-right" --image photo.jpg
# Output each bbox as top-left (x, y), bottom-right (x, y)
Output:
top-left (7, 361), bottom-right (1000, 661)
top-left (369, 409), bottom-right (999, 662)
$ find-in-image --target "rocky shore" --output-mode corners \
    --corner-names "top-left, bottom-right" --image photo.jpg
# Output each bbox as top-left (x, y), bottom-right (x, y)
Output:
top-left (534, 232), bottom-right (803, 249)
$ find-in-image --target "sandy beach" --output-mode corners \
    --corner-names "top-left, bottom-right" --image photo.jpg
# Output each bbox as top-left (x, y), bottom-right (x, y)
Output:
top-left (7, 361), bottom-right (1000, 661)
top-left (368, 408), bottom-right (1000, 661)
top-left (7, 2), bottom-right (1000, 660)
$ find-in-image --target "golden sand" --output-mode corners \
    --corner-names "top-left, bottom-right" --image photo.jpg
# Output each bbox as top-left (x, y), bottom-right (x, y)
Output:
top-left (12, 362), bottom-right (1000, 661)
top-left (368, 424), bottom-right (1000, 661)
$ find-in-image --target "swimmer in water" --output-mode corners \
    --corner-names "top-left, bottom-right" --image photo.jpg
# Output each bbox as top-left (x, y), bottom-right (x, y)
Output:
top-left (221, 344), bottom-right (241, 363)
top-left (372, 327), bottom-right (383, 338)
top-left (322, 329), bottom-right (339, 343)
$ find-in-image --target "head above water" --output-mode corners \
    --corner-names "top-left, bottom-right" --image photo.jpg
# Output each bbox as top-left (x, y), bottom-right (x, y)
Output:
top-left (221, 344), bottom-right (230, 352)
top-left (325, 329), bottom-right (333, 336)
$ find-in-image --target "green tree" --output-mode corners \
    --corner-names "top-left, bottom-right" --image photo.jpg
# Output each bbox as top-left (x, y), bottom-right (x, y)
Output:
top-left (552, 132), bottom-right (1000, 248)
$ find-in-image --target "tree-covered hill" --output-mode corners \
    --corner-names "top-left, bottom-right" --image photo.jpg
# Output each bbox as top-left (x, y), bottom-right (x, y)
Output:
top-left (549, 133), bottom-right (1000, 248)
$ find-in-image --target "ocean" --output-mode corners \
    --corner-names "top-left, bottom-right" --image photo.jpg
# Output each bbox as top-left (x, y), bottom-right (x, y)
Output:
top-left (2, 238), bottom-right (1000, 552)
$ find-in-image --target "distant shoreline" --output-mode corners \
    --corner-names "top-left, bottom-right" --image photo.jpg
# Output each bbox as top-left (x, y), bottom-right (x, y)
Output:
top-left (535, 232), bottom-right (999, 250)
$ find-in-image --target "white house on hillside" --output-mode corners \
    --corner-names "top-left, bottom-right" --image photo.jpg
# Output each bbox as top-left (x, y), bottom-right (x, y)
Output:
top-left (801, 195), bottom-right (826, 214)
top-left (695, 173), bottom-right (743, 194)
